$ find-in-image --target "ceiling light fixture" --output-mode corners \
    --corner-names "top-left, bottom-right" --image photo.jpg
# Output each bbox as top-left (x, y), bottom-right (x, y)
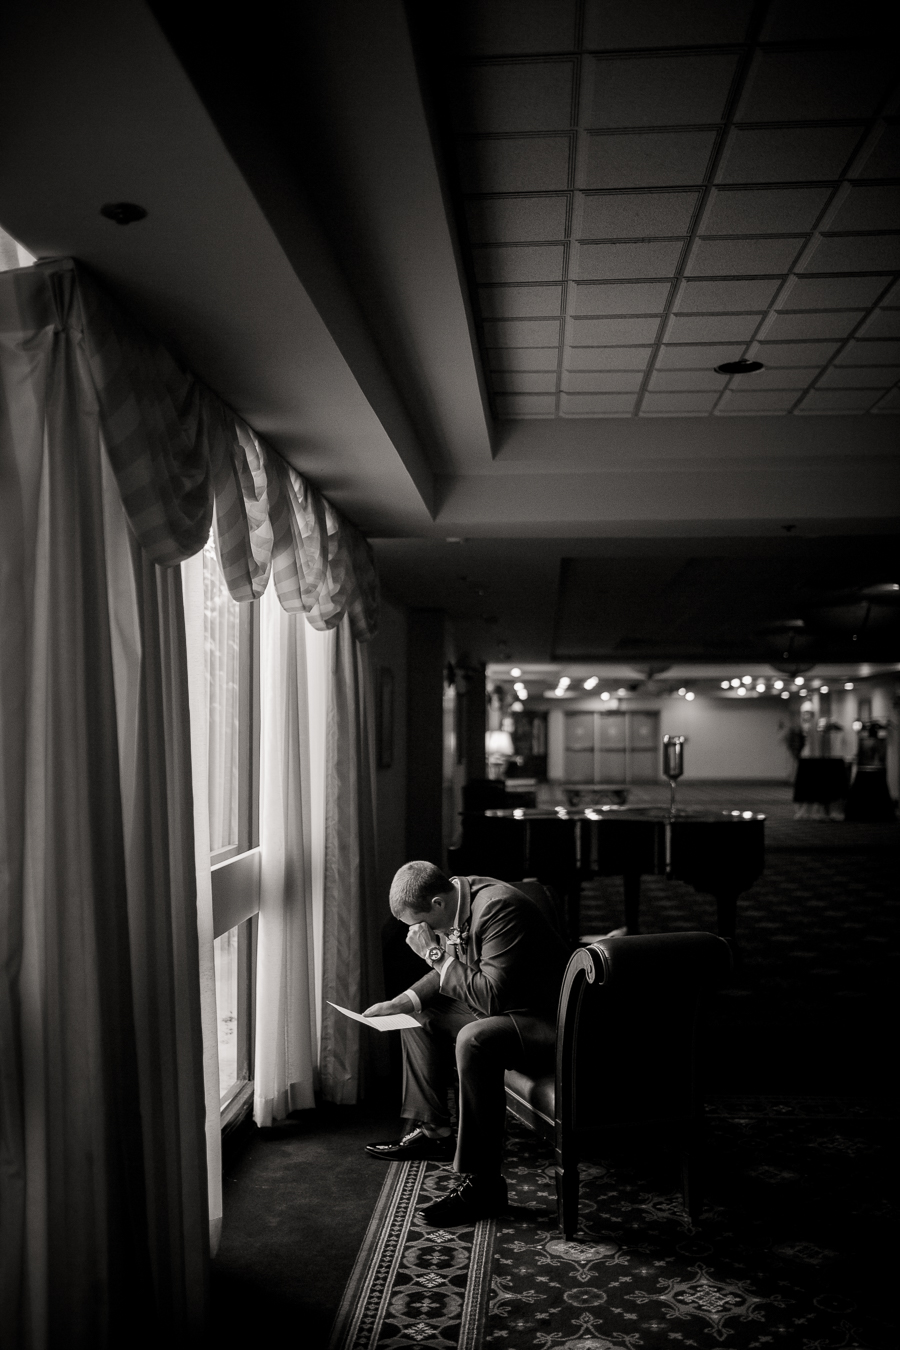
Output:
top-left (510, 668), bottom-right (521, 678)
top-left (600, 690), bottom-right (610, 701)
top-left (685, 691), bottom-right (695, 701)
top-left (583, 676), bottom-right (598, 690)
top-left (100, 201), bottom-right (148, 225)
top-left (721, 680), bottom-right (730, 689)
top-left (715, 359), bottom-right (764, 375)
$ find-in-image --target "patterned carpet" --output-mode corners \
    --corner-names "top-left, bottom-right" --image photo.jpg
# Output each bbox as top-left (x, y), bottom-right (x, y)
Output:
top-left (330, 1100), bottom-right (896, 1350)
top-left (331, 785), bottom-right (898, 1349)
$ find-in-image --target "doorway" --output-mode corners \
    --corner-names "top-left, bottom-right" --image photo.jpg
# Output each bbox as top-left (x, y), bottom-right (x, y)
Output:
top-left (563, 711), bottom-right (660, 784)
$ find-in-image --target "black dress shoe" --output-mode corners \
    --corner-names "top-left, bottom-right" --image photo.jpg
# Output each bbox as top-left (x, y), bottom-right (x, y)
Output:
top-left (417, 1174), bottom-right (508, 1225)
top-left (365, 1126), bottom-right (455, 1162)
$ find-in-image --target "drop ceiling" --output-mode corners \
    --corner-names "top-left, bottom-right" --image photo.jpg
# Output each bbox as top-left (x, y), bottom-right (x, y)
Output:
top-left (0, 0), bottom-right (898, 665)
top-left (436, 0), bottom-right (900, 420)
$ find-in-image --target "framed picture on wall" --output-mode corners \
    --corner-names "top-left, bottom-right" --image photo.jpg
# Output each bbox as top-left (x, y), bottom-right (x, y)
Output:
top-left (377, 666), bottom-right (394, 769)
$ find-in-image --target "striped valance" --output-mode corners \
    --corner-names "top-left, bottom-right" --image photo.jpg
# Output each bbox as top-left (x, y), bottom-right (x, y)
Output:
top-left (10, 257), bottom-right (378, 641)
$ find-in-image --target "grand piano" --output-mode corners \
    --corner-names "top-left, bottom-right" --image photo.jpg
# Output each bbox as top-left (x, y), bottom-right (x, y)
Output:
top-left (448, 805), bottom-right (765, 942)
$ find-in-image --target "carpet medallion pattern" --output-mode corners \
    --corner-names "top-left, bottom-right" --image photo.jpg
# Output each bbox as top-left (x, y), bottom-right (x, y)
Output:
top-left (330, 1102), bottom-right (895, 1350)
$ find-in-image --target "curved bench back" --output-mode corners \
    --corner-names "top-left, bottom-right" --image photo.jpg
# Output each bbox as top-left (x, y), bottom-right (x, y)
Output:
top-left (557, 932), bottom-right (732, 1132)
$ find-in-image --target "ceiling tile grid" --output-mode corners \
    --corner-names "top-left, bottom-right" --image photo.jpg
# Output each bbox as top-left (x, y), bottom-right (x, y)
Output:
top-left (447, 3), bottom-right (900, 418)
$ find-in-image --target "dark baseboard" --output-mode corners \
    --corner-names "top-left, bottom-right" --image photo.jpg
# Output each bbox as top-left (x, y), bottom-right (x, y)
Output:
top-left (221, 1097), bottom-right (257, 1171)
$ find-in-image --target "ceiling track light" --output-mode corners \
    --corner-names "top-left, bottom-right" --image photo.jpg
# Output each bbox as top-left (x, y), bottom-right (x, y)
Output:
top-left (100, 201), bottom-right (148, 225)
top-left (715, 359), bottom-right (764, 375)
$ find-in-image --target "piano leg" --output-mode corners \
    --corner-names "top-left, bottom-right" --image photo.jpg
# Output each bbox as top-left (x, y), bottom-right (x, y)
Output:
top-left (624, 872), bottom-right (641, 934)
top-left (565, 878), bottom-right (581, 945)
top-left (715, 890), bottom-right (738, 942)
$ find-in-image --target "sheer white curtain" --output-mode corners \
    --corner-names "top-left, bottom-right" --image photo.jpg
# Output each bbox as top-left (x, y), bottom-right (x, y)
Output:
top-left (250, 607), bottom-right (383, 1117)
top-left (304, 623), bottom-right (329, 1058)
top-left (181, 553), bottom-right (224, 1255)
top-left (252, 600), bottom-right (387, 1118)
top-left (253, 584), bottom-right (319, 1125)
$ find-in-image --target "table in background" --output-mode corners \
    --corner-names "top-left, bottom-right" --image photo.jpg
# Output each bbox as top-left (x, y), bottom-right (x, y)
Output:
top-left (449, 806), bottom-right (765, 942)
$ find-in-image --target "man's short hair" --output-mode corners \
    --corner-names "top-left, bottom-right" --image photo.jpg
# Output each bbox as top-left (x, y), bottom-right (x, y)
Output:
top-left (390, 861), bottom-right (452, 918)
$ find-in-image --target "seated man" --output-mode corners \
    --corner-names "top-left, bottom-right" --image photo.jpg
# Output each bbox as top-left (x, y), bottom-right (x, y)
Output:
top-left (363, 861), bottom-right (570, 1225)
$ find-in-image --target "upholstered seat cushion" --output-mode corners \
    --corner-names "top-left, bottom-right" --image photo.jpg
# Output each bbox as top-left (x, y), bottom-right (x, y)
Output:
top-left (505, 1069), bottom-right (555, 1131)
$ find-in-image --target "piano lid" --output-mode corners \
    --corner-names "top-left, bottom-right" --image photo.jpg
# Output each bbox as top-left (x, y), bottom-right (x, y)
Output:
top-left (482, 806), bottom-right (766, 822)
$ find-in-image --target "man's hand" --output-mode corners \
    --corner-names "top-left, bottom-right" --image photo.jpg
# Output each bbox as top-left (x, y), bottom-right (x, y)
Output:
top-left (406, 922), bottom-right (443, 963)
top-left (362, 994), bottom-right (414, 1017)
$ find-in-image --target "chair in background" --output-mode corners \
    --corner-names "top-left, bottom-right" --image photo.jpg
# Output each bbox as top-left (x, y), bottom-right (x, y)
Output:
top-left (504, 932), bottom-right (732, 1236)
top-left (514, 877), bottom-right (569, 942)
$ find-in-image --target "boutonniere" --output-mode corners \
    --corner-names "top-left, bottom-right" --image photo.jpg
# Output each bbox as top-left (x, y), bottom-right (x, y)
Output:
top-left (447, 924), bottom-right (469, 953)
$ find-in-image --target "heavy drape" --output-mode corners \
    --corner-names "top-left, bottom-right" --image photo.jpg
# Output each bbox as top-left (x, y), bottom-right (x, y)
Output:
top-left (37, 256), bottom-right (379, 638)
top-left (319, 617), bottom-right (384, 1103)
top-left (0, 264), bottom-right (208, 1347)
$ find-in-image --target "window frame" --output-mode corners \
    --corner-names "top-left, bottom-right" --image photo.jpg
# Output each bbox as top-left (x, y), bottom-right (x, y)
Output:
top-left (218, 914), bottom-right (257, 1125)
top-left (204, 582), bottom-right (261, 1119)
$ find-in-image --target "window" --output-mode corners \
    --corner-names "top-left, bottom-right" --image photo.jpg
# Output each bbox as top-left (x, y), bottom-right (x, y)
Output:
top-left (202, 536), bottom-right (260, 1116)
top-left (213, 919), bottom-right (255, 1108)
top-left (204, 536), bottom-right (259, 861)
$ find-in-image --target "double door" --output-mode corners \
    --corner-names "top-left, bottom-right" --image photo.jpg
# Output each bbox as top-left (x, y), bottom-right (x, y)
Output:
top-left (563, 710), bottom-right (660, 784)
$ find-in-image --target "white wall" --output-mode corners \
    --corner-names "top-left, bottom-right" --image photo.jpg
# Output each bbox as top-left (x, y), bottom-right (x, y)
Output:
top-left (659, 697), bottom-right (793, 781)
top-left (367, 594), bottom-right (408, 902)
top-left (547, 707), bottom-right (565, 780)
top-left (546, 696), bottom-right (795, 781)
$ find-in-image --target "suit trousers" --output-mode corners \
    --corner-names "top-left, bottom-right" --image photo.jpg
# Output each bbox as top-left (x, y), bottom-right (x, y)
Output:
top-left (400, 993), bottom-right (541, 1176)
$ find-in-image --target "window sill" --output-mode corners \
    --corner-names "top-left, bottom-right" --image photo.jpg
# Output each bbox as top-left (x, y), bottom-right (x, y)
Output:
top-left (221, 1079), bottom-right (254, 1131)
top-left (211, 848), bottom-right (261, 939)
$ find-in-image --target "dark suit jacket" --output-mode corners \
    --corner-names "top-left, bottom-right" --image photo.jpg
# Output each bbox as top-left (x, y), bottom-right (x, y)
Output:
top-left (408, 876), bottom-right (571, 1054)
